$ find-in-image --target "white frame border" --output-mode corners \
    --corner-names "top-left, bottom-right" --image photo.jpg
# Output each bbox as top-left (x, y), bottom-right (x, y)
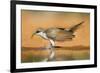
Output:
top-left (16, 4), bottom-right (94, 69)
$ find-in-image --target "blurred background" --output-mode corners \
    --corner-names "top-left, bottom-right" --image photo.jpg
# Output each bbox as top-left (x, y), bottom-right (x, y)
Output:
top-left (21, 10), bottom-right (90, 63)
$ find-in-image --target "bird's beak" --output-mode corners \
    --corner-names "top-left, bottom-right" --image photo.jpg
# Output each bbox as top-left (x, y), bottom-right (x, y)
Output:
top-left (31, 32), bottom-right (36, 38)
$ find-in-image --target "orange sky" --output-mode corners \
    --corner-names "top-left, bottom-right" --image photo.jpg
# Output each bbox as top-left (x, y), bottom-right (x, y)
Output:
top-left (21, 10), bottom-right (90, 47)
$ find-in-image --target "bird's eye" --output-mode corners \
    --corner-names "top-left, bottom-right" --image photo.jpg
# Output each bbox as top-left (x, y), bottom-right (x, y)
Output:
top-left (36, 31), bottom-right (40, 33)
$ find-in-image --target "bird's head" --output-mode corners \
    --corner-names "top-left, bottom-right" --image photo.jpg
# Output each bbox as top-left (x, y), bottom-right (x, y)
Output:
top-left (31, 28), bottom-right (44, 38)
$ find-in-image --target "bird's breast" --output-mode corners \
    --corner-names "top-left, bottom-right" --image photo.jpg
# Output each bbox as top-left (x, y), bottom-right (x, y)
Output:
top-left (37, 32), bottom-right (48, 40)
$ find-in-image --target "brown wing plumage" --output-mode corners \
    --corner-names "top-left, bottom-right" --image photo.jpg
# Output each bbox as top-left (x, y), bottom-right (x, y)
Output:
top-left (46, 28), bottom-right (74, 41)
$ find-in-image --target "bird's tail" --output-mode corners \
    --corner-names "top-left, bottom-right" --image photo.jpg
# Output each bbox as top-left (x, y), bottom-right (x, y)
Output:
top-left (67, 21), bottom-right (84, 32)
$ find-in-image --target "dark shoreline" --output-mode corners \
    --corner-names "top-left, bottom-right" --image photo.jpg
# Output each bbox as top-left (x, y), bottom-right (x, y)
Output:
top-left (22, 46), bottom-right (90, 51)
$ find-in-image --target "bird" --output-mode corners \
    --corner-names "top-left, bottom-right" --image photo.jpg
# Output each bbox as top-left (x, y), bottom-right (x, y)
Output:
top-left (31, 21), bottom-right (84, 61)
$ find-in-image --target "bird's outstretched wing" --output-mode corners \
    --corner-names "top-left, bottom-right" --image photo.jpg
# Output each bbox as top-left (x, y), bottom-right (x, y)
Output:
top-left (68, 21), bottom-right (84, 32)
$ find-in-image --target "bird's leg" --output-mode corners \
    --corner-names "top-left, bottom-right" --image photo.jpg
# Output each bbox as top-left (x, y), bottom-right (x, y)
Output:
top-left (47, 39), bottom-right (55, 61)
